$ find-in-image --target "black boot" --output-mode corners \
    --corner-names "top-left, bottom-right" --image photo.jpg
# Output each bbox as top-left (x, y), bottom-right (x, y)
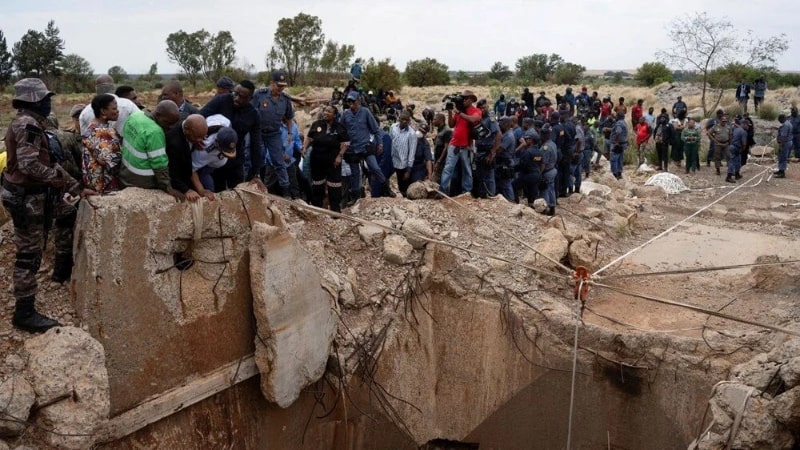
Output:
top-left (51, 253), bottom-right (73, 283)
top-left (328, 186), bottom-right (342, 213)
top-left (725, 174), bottom-right (735, 183)
top-left (12, 296), bottom-right (61, 333)
top-left (310, 184), bottom-right (326, 208)
top-left (775, 170), bottom-right (786, 178)
top-left (383, 181), bottom-right (396, 198)
top-left (735, 171), bottom-right (742, 180)
top-left (545, 206), bottom-right (555, 216)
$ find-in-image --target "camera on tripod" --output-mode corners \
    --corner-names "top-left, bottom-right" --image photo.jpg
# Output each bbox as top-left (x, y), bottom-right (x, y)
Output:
top-left (442, 93), bottom-right (466, 112)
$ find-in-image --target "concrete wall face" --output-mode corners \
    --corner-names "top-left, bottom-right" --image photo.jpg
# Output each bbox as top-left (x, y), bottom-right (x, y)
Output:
top-left (72, 188), bottom-right (281, 414)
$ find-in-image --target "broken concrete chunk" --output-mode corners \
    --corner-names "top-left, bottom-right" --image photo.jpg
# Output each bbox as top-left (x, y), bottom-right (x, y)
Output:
top-left (568, 239), bottom-right (598, 271)
top-left (533, 227), bottom-right (569, 266)
top-left (23, 326), bottom-right (110, 449)
top-left (402, 218), bottom-right (435, 249)
top-left (358, 224), bottom-right (385, 246)
top-left (383, 235), bottom-right (414, 265)
top-left (0, 375), bottom-right (35, 437)
top-left (779, 357), bottom-right (800, 389)
top-left (249, 222), bottom-right (336, 408)
top-left (532, 198), bottom-right (548, 213)
top-left (771, 386), bottom-right (800, 429)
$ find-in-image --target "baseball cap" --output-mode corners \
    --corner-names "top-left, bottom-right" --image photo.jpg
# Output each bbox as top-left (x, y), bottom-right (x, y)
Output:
top-left (272, 71), bottom-right (288, 86)
top-left (13, 78), bottom-right (55, 103)
top-left (216, 127), bottom-right (238, 158)
top-left (346, 91), bottom-right (359, 101)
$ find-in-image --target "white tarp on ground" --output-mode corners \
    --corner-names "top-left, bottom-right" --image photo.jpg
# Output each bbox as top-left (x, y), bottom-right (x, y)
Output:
top-left (645, 172), bottom-right (689, 194)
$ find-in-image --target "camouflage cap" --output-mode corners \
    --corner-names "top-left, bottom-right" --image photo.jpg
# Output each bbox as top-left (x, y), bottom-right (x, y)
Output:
top-left (14, 78), bottom-right (55, 103)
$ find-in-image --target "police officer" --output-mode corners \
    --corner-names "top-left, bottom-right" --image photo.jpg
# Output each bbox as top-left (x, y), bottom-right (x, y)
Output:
top-left (789, 106), bottom-right (800, 160)
top-left (726, 118), bottom-right (748, 183)
top-left (709, 115), bottom-right (732, 176)
top-left (775, 114), bottom-right (793, 178)
top-left (473, 99), bottom-right (501, 198)
top-left (495, 117), bottom-right (517, 202)
top-left (609, 111), bottom-right (628, 179)
top-left (252, 71), bottom-right (294, 197)
top-left (540, 124), bottom-right (558, 216)
top-left (1, 78), bottom-right (96, 332)
top-left (513, 130), bottom-right (544, 207)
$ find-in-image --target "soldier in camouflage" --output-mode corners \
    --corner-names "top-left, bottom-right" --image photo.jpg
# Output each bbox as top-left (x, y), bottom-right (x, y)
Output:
top-left (1, 78), bottom-right (96, 332)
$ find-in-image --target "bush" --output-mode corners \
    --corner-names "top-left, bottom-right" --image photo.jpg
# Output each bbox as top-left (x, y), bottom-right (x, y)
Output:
top-left (361, 59), bottom-right (402, 92)
top-left (404, 58), bottom-right (449, 87)
top-left (724, 104), bottom-right (743, 118)
top-left (757, 102), bottom-right (780, 121)
top-left (635, 62), bottom-right (674, 86)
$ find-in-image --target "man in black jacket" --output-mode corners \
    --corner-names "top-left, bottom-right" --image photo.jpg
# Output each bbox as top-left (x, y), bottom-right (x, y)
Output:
top-left (166, 114), bottom-right (208, 202)
top-left (199, 80), bottom-right (263, 190)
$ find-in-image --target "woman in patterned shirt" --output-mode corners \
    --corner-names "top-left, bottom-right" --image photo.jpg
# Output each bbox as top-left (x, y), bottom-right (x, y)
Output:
top-left (81, 93), bottom-right (121, 193)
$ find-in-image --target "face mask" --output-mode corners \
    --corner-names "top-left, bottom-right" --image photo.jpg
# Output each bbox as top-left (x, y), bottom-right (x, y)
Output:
top-left (415, 130), bottom-right (424, 139)
top-left (29, 96), bottom-right (52, 118)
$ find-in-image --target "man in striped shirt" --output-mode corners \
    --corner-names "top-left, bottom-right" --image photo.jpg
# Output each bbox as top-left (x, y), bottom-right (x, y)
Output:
top-left (119, 100), bottom-right (184, 200)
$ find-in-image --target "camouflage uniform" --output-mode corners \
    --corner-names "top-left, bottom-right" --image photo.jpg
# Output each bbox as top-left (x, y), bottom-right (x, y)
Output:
top-left (1, 78), bottom-right (82, 332)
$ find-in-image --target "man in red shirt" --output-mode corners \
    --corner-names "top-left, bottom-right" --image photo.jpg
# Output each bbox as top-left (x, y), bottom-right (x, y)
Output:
top-left (439, 90), bottom-right (481, 194)
top-left (631, 99), bottom-right (644, 129)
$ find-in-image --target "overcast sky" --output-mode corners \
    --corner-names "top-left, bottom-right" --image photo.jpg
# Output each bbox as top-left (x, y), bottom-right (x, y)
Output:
top-left (2, 0), bottom-right (797, 76)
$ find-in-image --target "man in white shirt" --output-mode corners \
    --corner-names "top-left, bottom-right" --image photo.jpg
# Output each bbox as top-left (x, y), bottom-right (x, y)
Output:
top-left (389, 111), bottom-right (417, 196)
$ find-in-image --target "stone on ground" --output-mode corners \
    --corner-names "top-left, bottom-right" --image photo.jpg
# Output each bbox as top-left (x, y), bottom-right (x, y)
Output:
top-left (249, 222), bottom-right (336, 408)
top-left (402, 218), bottom-right (435, 249)
top-left (645, 172), bottom-right (689, 194)
top-left (384, 235), bottom-right (414, 265)
top-left (23, 327), bottom-right (109, 449)
top-left (532, 198), bottom-right (547, 213)
top-left (0, 375), bottom-right (35, 437)
top-left (532, 228), bottom-right (569, 266)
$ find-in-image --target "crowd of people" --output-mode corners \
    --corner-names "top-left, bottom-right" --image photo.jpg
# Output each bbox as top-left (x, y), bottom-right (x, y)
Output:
top-left (2, 65), bottom-right (799, 333)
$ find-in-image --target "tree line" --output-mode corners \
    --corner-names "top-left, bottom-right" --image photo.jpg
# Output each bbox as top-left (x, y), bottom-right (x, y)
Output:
top-left (0, 12), bottom-right (794, 106)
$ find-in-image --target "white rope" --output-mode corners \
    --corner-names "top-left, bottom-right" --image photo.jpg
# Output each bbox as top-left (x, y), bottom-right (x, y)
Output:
top-left (593, 166), bottom-right (771, 276)
top-left (566, 280), bottom-right (584, 450)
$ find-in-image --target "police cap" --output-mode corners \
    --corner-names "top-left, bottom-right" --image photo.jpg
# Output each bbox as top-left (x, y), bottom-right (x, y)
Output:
top-left (523, 130), bottom-right (540, 141)
top-left (540, 123), bottom-right (552, 134)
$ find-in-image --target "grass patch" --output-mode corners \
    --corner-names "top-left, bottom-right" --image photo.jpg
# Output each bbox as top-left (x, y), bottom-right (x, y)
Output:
top-left (757, 102), bottom-right (780, 121)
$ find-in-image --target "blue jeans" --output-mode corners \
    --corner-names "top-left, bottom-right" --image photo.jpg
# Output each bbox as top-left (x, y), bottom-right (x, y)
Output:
top-left (610, 152), bottom-right (623, 175)
top-left (262, 131), bottom-right (289, 188)
top-left (581, 149), bottom-right (592, 175)
top-left (347, 152), bottom-right (386, 196)
top-left (543, 168), bottom-right (557, 207)
top-left (778, 142), bottom-right (791, 171)
top-left (440, 145), bottom-right (473, 193)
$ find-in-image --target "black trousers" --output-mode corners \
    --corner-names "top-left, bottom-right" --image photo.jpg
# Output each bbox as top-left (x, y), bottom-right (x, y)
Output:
top-left (310, 150), bottom-right (343, 212)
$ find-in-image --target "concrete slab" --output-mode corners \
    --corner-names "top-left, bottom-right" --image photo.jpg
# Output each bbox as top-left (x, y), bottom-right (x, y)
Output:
top-left (249, 222), bottom-right (335, 408)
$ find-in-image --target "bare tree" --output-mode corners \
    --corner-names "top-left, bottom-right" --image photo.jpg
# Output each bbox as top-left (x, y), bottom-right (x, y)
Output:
top-left (657, 12), bottom-right (788, 116)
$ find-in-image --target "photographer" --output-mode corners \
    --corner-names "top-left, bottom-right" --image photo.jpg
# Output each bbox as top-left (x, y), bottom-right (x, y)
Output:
top-left (439, 90), bottom-right (481, 195)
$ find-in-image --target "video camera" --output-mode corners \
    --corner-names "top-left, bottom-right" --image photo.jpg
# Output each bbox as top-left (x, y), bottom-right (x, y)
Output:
top-left (442, 93), bottom-right (466, 112)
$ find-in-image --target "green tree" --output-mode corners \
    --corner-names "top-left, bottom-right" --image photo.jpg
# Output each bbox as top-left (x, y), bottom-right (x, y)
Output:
top-left (0, 30), bottom-right (13, 88)
top-left (552, 62), bottom-right (585, 85)
top-left (61, 53), bottom-right (93, 93)
top-left (404, 58), bottom-right (449, 87)
top-left (107, 65), bottom-right (128, 82)
top-left (12, 20), bottom-right (65, 77)
top-left (634, 62), bottom-right (673, 86)
top-left (334, 45), bottom-right (355, 73)
top-left (656, 12), bottom-right (788, 115)
top-left (140, 62), bottom-right (160, 84)
top-left (488, 61), bottom-right (512, 81)
top-left (515, 53), bottom-right (563, 83)
top-left (165, 30), bottom-right (206, 86)
top-left (360, 58), bottom-right (401, 91)
top-left (270, 13), bottom-right (325, 84)
top-left (319, 40), bottom-right (337, 72)
top-left (264, 47), bottom-right (281, 74)
top-left (200, 31), bottom-right (236, 81)
top-left (454, 71), bottom-right (468, 84)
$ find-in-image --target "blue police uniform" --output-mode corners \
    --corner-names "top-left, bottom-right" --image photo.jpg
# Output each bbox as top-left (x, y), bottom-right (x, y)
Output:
top-left (610, 118), bottom-right (628, 178)
top-left (789, 111), bottom-right (800, 159)
top-left (340, 104), bottom-right (387, 198)
top-left (726, 125), bottom-right (747, 180)
top-left (496, 129), bottom-right (517, 201)
top-left (410, 136), bottom-right (433, 183)
top-left (252, 87), bottom-right (294, 191)
top-left (777, 120), bottom-right (793, 172)
top-left (474, 117), bottom-right (500, 198)
top-left (514, 142), bottom-right (544, 205)
top-left (541, 138), bottom-right (558, 209)
top-left (582, 127), bottom-right (596, 177)
top-left (570, 125), bottom-right (585, 194)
